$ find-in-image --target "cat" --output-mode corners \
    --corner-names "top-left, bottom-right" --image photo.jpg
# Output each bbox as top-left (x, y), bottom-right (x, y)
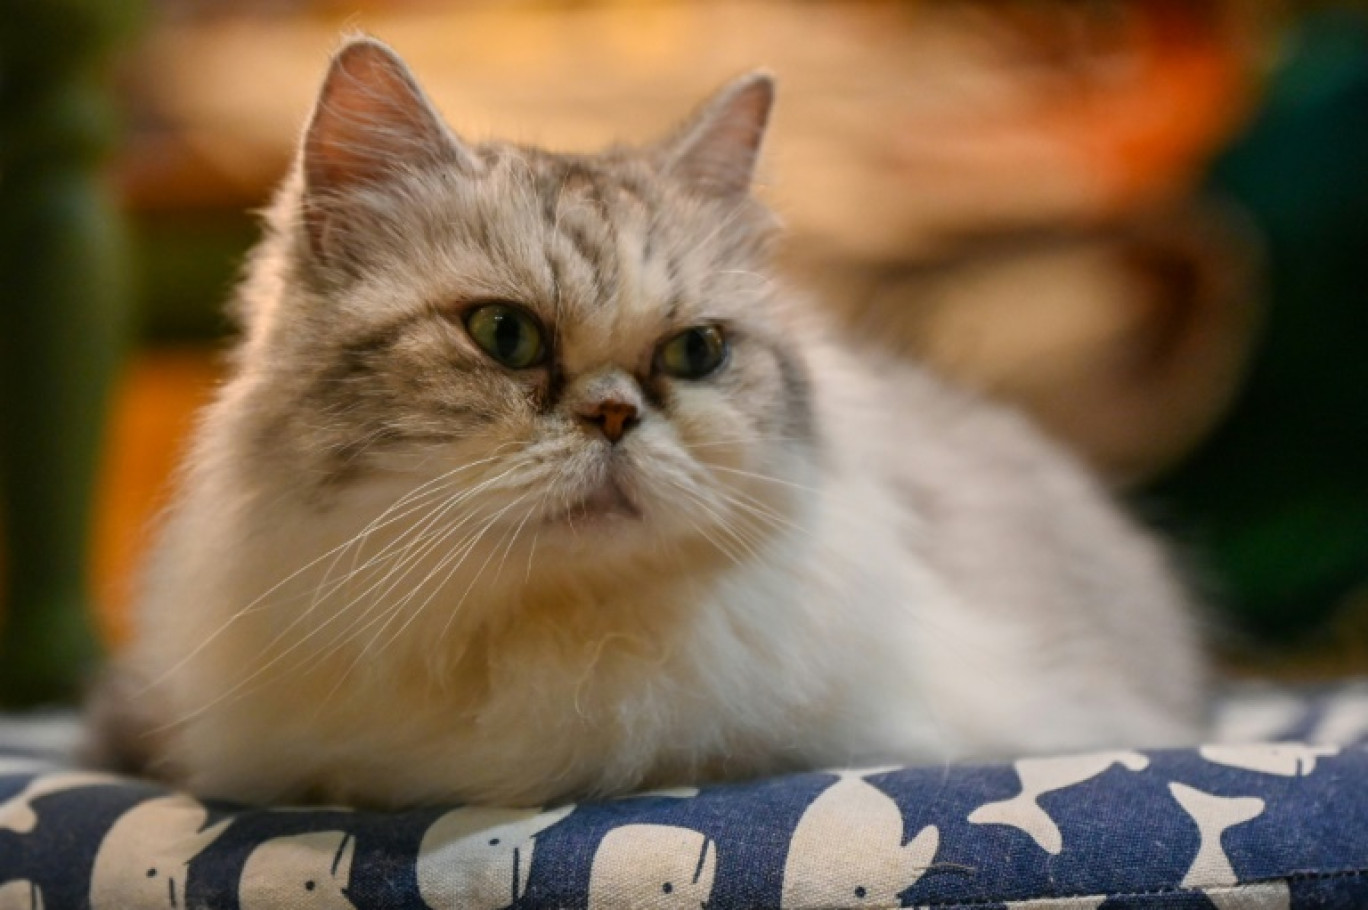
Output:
top-left (88, 36), bottom-right (1206, 809)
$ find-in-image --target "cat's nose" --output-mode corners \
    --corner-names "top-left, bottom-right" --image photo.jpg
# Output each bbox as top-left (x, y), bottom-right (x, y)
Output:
top-left (577, 397), bottom-right (640, 444)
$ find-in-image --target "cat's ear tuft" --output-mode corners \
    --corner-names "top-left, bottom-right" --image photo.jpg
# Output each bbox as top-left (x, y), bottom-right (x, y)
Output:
top-left (301, 37), bottom-right (473, 258)
top-left (658, 72), bottom-right (775, 199)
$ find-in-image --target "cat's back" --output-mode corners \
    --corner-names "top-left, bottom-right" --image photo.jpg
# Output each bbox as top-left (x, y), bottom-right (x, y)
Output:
top-left (808, 341), bottom-right (1205, 751)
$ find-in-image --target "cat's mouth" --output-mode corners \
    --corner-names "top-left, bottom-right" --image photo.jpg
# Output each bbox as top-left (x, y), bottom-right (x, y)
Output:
top-left (544, 477), bottom-right (642, 527)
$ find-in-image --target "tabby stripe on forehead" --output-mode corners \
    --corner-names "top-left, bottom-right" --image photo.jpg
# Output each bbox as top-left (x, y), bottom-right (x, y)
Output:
top-left (536, 170), bottom-right (580, 302)
top-left (542, 248), bottom-right (567, 411)
top-left (614, 171), bottom-right (657, 261)
top-left (561, 234), bottom-right (612, 307)
top-left (661, 253), bottom-right (684, 320)
top-left (559, 161), bottom-right (607, 208)
top-left (561, 218), bottom-right (618, 307)
top-left (474, 212), bottom-right (494, 253)
top-left (541, 164), bottom-right (627, 308)
top-left (545, 242), bottom-right (564, 314)
top-left (612, 170), bottom-right (651, 207)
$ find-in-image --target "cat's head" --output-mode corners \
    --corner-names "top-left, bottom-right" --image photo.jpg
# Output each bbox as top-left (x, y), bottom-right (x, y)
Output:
top-left (234, 37), bottom-right (819, 576)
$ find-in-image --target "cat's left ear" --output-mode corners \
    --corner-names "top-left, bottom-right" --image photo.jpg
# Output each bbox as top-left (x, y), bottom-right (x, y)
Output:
top-left (300, 36), bottom-right (476, 260)
top-left (656, 72), bottom-right (775, 199)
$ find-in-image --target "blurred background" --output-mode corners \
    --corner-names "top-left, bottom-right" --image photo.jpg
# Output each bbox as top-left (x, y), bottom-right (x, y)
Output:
top-left (2, 0), bottom-right (1367, 706)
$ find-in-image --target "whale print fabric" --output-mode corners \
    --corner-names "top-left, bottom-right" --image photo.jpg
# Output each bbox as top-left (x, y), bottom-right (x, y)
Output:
top-left (3, 683), bottom-right (1368, 909)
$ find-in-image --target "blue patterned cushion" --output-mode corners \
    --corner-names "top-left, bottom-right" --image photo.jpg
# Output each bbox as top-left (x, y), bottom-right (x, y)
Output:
top-left (2, 682), bottom-right (1366, 909)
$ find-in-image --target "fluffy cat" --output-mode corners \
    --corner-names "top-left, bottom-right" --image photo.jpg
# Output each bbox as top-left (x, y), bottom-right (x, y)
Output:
top-left (92, 37), bottom-right (1205, 808)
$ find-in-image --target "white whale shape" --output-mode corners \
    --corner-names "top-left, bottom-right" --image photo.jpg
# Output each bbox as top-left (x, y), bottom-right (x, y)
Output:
top-left (782, 775), bottom-right (939, 909)
top-left (89, 794), bottom-right (231, 910)
top-left (239, 831), bottom-right (356, 910)
top-left (1204, 880), bottom-right (1290, 910)
top-left (968, 751), bottom-right (1149, 854)
top-left (0, 772), bottom-right (117, 834)
top-left (1200, 743), bottom-right (1339, 777)
top-left (1169, 783), bottom-right (1264, 889)
top-left (588, 824), bottom-right (717, 910)
top-left (417, 804), bottom-right (573, 910)
top-left (0, 880), bottom-right (43, 910)
top-left (612, 787), bottom-right (700, 801)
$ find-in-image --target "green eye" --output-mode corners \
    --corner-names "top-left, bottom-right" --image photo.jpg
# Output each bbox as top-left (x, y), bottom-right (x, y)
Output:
top-left (464, 303), bottom-right (546, 369)
top-left (657, 325), bottom-right (728, 380)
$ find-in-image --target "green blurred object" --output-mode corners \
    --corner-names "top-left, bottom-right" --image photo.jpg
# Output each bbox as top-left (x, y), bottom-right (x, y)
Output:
top-left (1149, 10), bottom-right (1368, 640)
top-left (0, 0), bottom-right (141, 705)
top-left (133, 211), bottom-right (258, 343)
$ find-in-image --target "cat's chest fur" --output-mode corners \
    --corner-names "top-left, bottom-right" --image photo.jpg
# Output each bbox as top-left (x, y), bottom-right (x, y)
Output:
top-left (155, 480), bottom-right (920, 808)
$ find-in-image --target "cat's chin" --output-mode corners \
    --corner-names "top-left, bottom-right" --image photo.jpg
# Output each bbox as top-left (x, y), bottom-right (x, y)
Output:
top-left (542, 477), bottom-right (643, 531)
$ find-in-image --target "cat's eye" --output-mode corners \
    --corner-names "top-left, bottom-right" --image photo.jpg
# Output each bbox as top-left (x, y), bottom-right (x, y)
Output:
top-left (464, 303), bottom-right (547, 370)
top-left (657, 325), bottom-right (727, 380)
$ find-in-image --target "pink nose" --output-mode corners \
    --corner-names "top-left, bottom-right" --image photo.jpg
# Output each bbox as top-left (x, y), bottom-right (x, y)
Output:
top-left (578, 398), bottom-right (640, 444)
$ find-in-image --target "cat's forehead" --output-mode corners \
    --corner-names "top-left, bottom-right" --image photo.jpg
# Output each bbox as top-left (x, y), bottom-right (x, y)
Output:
top-left (342, 139), bottom-right (774, 369)
top-left (515, 149), bottom-right (651, 208)
top-left (433, 147), bottom-right (758, 334)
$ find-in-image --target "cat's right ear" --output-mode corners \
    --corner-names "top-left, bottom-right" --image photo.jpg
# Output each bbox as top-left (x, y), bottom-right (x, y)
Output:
top-left (300, 37), bottom-right (475, 262)
top-left (656, 72), bottom-right (775, 200)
